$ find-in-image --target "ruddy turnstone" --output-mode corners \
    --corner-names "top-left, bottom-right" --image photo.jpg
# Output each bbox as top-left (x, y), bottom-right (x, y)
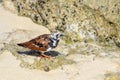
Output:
top-left (17, 32), bottom-right (64, 59)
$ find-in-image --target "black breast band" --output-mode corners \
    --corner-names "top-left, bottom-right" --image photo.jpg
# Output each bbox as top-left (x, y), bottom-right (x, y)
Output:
top-left (49, 38), bottom-right (59, 48)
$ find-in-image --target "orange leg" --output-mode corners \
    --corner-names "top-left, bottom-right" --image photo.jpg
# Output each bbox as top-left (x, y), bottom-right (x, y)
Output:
top-left (40, 52), bottom-right (51, 60)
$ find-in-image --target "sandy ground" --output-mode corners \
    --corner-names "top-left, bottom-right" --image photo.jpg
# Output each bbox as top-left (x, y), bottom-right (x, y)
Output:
top-left (0, 5), bottom-right (119, 80)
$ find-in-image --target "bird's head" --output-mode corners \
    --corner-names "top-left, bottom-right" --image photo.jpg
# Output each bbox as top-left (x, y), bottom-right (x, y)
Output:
top-left (50, 32), bottom-right (64, 40)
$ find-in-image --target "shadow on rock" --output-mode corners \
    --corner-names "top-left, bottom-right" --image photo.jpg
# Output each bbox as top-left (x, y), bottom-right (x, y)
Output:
top-left (17, 50), bottom-right (60, 57)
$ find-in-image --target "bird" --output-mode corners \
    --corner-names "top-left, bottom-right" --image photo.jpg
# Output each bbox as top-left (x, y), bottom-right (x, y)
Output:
top-left (17, 32), bottom-right (64, 59)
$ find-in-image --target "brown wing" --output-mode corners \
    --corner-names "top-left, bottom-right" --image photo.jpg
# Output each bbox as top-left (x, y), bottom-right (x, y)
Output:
top-left (18, 34), bottom-right (50, 51)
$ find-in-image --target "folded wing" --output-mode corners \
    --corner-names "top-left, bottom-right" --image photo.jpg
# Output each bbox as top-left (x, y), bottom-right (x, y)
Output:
top-left (17, 34), bottom-right (50, 51)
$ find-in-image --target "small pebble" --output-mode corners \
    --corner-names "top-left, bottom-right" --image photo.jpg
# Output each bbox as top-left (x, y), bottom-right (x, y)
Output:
top-left (44, 66), bottom-right (50, 72)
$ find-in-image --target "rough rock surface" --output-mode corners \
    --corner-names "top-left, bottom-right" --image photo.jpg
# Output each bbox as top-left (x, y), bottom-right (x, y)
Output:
top-left (1, 2), bottom-right (120, 80)
top-left (1, 0), bottom-right (120, 66)
top-left (3, 0), bottom-right (120, 47)
top-left (0, 5), bottom-right (74, 71)
top-left (2, 0), bottom-right (17, 13)
top-left (82, 0), bottom-right (120, 26)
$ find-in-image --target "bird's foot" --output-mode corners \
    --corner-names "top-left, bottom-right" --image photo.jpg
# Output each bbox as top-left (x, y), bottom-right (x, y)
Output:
top-left (40, 54), bottom-right (52, 60)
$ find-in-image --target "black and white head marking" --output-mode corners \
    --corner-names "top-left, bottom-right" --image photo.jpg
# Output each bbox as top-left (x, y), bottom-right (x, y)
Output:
top-left (48, 32), bottom-right (64, 50)
top-left (50, 32), bottom-right (61, 40)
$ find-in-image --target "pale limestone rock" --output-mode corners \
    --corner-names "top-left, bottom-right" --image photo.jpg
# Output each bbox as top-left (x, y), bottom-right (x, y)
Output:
top-left (3, 0), bottom-right (17, 13)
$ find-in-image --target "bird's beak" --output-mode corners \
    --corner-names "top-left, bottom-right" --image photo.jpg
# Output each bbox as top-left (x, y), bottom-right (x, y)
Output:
top-left (60, 34), bottom-right (65, 37)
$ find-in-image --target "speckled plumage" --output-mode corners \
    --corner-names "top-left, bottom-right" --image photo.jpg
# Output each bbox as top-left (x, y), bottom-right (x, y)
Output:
top-left (17, 33), bottom-right (64, 58)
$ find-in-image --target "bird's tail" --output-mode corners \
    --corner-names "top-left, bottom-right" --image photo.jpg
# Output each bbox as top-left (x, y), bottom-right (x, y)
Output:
top-left (17, 42), bottom-right (28, 48)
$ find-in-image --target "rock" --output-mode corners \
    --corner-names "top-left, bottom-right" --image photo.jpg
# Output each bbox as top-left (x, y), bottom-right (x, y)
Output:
top-left (1, 0), bottom-right (120, 59)
top-left (3, 0), bottom-right (119, 48)
top-left (104, 72), bottom-right (120, 80)
top-left (0, 5), bottom-right (75, 71)
top-left (3, 0), bottom-right (17, 13)
top-left (0, 50), bottom-right (21, 67)
top-left (0, 0), bottom-right (2, 3)
top-left (82, 0), bottom-right (120, 26)
top-left (0, 29), bottom-right (75, 71)
top-left (1, 3), bottom-right (120, 80)
top-left (44, 66), bottom-right (50, 72)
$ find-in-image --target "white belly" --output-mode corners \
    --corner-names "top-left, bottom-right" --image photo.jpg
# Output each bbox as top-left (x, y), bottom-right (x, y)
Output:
top-left (47, 47), bottom-right (52, 51)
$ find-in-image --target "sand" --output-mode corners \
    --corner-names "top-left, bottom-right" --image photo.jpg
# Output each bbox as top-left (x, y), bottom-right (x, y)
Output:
top-left (0, 5), bottom-right (119, 80)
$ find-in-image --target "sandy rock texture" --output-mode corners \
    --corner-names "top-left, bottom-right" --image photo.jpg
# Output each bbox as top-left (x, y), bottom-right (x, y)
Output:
top-left (82, 0), bottom-right (120, 26)
top-left (0, 4), bottom-right (74, 72)
top-left (1, 0), bottom-right (120, 80)
top-left (4, 0), bottom-right (120, 47)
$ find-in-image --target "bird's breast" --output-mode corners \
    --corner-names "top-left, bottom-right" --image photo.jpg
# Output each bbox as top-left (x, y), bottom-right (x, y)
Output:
top-left (49, 39), bottom-right (59, 48)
